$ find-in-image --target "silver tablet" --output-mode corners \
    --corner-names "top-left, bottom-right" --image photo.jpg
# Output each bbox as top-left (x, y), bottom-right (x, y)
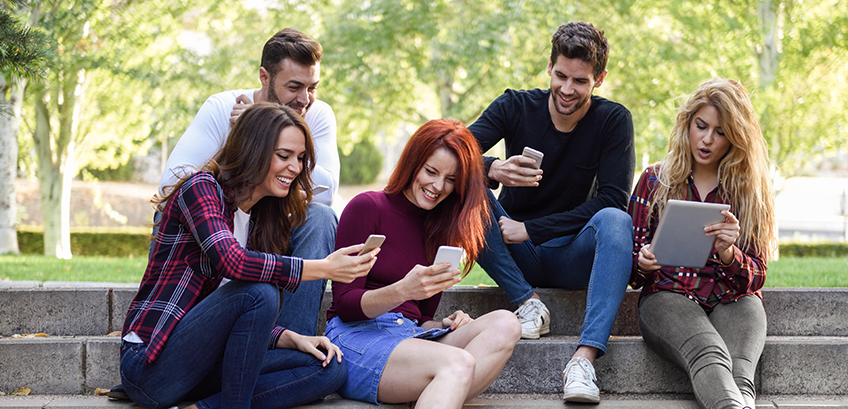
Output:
top-left (651, 199), bottom-right (731, 268)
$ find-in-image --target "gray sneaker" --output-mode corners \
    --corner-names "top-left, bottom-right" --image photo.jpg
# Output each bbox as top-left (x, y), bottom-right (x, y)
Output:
top-left (562, 356), bottom-right (600, 403)
top-left (514, 298), bottom-right (550, 339)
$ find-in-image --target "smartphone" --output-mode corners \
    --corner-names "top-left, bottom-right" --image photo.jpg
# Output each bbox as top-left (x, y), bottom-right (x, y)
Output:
top-left (433, 245), bottom-right (463, 274)
top-left (521, 146), bottom-right (544, 169)
top-left (357, 234), bottom-right (386, 256)
top-left (312, 185), bottom-right (330, 195)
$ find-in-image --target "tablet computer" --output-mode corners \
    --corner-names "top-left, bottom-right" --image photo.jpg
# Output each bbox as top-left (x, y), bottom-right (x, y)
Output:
top-left (651, 199), bottom-right (731, 268)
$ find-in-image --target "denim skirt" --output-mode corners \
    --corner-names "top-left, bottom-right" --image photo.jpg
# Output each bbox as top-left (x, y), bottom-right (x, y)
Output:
top-left (325, 312), bottom-right (433, 404)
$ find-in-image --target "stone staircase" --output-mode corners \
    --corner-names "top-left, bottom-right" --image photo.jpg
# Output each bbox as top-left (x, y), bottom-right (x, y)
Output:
top-left (1, 281), bottom-right (847, 408)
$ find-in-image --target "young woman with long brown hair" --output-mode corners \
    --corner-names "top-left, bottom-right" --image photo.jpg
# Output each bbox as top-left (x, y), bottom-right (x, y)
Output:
top-left (120, 103), bottom-right (376, 409)
top-left (325, 118), bottom-right (521, 408)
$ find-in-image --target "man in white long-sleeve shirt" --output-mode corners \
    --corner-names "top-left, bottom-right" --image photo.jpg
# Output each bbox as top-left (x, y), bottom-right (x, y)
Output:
top-left (159, 28), bottom-right (339, 206)
top-left (155, 28), bottom-right (339, 337)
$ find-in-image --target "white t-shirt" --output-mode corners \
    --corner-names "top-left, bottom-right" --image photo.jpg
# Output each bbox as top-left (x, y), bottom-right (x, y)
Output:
top-left (218, 208), bottom-right (251, 289)
top-left (158, 89), bottom-right (340, 206)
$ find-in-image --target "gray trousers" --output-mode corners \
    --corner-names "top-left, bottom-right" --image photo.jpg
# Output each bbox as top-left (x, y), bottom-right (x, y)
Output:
top-left (638, 292), bottom-right (766, 409)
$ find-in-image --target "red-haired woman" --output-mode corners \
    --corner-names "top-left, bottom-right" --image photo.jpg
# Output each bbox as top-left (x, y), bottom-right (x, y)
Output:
top-left (325, 119), bottom-right (521, 408)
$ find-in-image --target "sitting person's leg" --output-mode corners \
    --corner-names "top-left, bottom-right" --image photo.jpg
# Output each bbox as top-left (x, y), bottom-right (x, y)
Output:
top-left (638, 291), bottom-right (747, 409)
top-left (534, 207), bottom-right (632, 355)
top-left (709, 295), bottom-right (767, 408)
top-left (476, 190), bottom-right (548, 339)
top-left (531, 207), bottom-right (632, 402)
top-left (194, 348), bottom-right (346, 409)
top-left (279, 202), bottom-right (338, 336)
top-left (121, 281), bottom-right (280, 409)
top-left (378, 311), bottom-right (520, 407)
top-left (476, 190), bottom-right (537, 305)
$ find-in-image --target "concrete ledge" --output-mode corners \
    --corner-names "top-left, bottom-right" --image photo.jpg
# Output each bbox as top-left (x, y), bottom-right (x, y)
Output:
top-left (0, 394), bottom-right (847, 408)
top-left (4, 335), bottom-right (847, 396)
top-left (0, 289), bottom-right (111, 336)
top-left (0, 338), bottom-right (84, 395)
top-left (3, 286), bottom-right (847, 338)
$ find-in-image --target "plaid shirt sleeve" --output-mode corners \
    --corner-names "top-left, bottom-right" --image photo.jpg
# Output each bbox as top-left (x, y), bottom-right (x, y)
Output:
top-left (626, 167), bottom-right (655, 289)
top-left (178, 173), bottom-right (302, 291)
top-left (712, 241), bottom-right (768, 295)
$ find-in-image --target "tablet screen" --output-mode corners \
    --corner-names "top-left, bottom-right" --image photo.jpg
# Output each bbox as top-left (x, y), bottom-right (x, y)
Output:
top-left (651, 200), bottom-right (731, 268)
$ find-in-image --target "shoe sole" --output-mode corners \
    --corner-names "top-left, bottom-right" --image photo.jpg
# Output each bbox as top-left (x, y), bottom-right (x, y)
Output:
top-left (563, 392), bottom-right (600, 403)
top-left (520, 330), bottom-right (540, 339)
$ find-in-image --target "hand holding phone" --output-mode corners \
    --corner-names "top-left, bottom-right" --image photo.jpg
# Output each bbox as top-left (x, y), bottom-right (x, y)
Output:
top-left (521, 146), bottom-right (544, 169)
top-left (357, 234), bottom-right (386, 256)
top-left (432, 245), bottom-right (463, 275)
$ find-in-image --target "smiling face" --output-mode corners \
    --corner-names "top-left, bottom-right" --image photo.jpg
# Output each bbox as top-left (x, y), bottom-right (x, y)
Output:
top-left (243, 126), bottom-right (306, 211)
top-left (547, 55), bottom-right (606, 127)
top-left (688, 104), bottom-right (731, 174)
top-left (262, 58), bottom-right (320, 116)
top-left (403, 147), bottom-right (459, 211)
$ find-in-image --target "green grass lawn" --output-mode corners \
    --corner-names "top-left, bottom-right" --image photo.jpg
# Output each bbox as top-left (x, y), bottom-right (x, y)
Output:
top-left (1, 254), bottom-right (846, 287)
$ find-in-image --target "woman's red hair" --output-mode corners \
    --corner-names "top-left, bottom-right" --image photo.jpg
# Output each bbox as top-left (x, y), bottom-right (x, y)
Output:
top-left (385, 119), bottom-right (490, 275)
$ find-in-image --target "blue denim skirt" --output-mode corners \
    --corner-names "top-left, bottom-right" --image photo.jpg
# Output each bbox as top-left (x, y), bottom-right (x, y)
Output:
top-left (325, 312), bottom-right (433, 404)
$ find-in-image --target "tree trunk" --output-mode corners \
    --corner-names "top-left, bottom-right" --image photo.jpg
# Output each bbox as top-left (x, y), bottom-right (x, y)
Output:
top-left (32, 73), bottom-right (77, 259)
top-left (0, 75), bottom-right (26, 254)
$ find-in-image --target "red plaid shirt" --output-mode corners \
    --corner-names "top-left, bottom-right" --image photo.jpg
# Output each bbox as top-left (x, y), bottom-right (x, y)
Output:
top-left (627, 166), bottom-right (766, 308)
top-left (122, 172), bottom-right (302, 364)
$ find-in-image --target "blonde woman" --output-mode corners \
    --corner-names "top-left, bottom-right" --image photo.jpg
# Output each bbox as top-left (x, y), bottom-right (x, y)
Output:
top-left (627, 78), bottom-right (776, 409)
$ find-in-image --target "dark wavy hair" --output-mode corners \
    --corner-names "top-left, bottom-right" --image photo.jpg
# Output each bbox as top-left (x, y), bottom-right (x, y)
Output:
top-left (550, 21), bottom-right (609, 80)
top-left (155, 103), bottom-right (315, 254)
top-left (384, 119), bottom-right (490, 275)
top-left (261, 28), bottom-right (322, 79)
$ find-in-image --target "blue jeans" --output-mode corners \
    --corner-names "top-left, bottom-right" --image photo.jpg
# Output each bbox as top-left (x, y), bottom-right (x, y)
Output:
top-left (477, 190), bottom-right (632, 356)
top-left (120, 281), bottom-right (345, 409)
top-left (278, 202), bottom-right (338, 336)
top-left (150, 202), bottom-right (337, 337)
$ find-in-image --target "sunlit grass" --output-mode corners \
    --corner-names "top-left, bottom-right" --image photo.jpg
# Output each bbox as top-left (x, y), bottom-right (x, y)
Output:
top-left (0, 254), bottom-right (145, 283)
top-left (1, 255), bottom-right (845, 288)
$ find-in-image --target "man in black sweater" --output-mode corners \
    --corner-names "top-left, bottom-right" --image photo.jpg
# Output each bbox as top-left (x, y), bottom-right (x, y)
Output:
top-left (468, 21), bottom-right (635, 404)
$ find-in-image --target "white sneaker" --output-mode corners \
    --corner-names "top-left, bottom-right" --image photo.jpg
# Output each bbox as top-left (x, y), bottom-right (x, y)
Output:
top-left (514, 298), bottom-right (550, 339)
top-left (562, 356), bottom-right (600, 403)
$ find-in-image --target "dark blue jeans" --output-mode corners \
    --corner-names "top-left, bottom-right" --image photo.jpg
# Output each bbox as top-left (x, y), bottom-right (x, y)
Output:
top-left (278, 202), bottom-right (337, 336)
top-left (477, 190), bottom-right (632, 356)
top-left (120, 281), bottom-right (345, 409)
top-left (150, 202), bottom-right (337, 337)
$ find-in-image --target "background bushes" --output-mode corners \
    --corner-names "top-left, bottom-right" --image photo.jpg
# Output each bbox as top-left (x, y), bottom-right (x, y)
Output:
top-left (16, 227), bottom-right (848, 259)
top-left (339, 139), bottom-right (383, 185)
top-left (18, 228), bottom-right (151, 257)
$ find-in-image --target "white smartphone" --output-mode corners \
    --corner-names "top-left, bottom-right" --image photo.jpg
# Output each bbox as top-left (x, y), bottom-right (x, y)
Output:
top-left (433, 245), bottom-right (463, 274)
top-left (312, 185), bottom-right (330, 195)
top-left (521, 146), bottom-right (544, 169)
top-left (357, 234), bottom-right (386, 256)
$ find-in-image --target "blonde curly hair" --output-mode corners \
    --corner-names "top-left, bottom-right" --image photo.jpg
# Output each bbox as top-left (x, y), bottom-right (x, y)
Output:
top-left (652, 78), bottom-right (776, 257)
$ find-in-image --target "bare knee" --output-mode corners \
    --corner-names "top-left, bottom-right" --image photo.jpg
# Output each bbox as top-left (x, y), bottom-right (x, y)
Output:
top-left (437, 349), bottom-right (476, 386)
top-left (485, 309), bottom-right (522, 346)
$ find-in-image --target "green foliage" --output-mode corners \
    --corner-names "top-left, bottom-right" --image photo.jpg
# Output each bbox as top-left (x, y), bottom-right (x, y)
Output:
top-left (339, 139), bottom-right (383, 185)
top-left (17, 228), bottom-right (151, 257)
top-left (0, 8), bottom-right (50, 81)
top-left (779, 242), bottom-right (848, 258)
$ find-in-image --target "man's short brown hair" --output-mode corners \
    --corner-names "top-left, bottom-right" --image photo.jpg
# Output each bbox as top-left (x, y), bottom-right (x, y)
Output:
top-left (550, 22), bottom-right (609, 79)
top-left (261, 28), bottom-right (322, 77)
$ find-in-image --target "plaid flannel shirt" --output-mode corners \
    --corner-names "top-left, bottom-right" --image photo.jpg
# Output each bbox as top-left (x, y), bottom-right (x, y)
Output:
top-left (627, 166), bottom-right (767, 308)
top-left (122, 171), bottom-right (302, 364)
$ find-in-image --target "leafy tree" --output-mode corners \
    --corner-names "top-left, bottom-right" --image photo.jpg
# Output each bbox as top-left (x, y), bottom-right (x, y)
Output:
top-left (0, 2), bottom-right (49, 255)
top-left (14, 0), bottom-right (194, 257)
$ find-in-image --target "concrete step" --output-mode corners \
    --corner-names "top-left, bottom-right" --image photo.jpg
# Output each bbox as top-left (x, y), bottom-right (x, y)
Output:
top-left (2, 335), bottom-right (846, 396)
top-left (0, 394), bottom-right (847, 408)
top-left (1, 284), bottom-right (846, 338)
